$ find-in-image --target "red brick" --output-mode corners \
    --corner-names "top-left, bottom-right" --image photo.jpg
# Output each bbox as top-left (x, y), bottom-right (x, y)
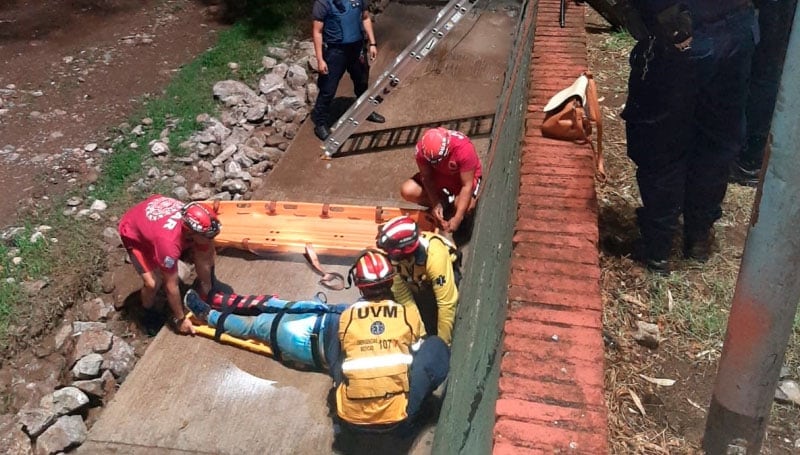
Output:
top-left (520, 163), bottom-right (595, 177)
top-left (498, 374), bottom-right (605, 408)
top-left (510, 272), bottom-right (600, 295)
top-left (493, 441), bottom-right (546, 455)
top-left (494, 419), bottom-right (607, 453)
top-left (496, 399), bottom-right (606, 431)
top-left (512, 230), bottom-right (598, 245)
top-left (521, 141), bottom-right (593, 155)
top-left (501, 352), bottom-right (604, 388)
top-left (502, 329), bottom-right (604, 360)
top-left (516, 206), bottom-right (597, 225)
top-left (511, 257), bottom-right (600, 279)
top-left (507, 302), bottom-right (602, 328)
top-left (520, 174), bottom-right (596, 190)
top-left (515, 218), bottom-right (597, 235)
top-left (517, 184), bottom-right (595, 200)
top-left (510, 243), bottom-right (597, 265)
top-left (507, 286), bottom-right (601, 310)
top-left (517, 194), bottom-right (595, 210)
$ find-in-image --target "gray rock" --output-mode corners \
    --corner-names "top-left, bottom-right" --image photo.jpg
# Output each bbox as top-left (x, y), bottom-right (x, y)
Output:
top-left (72, 353), bottom-right (103, 380)
top-left (65, 197), bottom-right (82, 207)
top-left (258, 72), bottom-right (286, 97)
top-left (72, 370), bottom-right (116, 400)
top-left (54, 323), bottom-right (74, 351)
top-left (72, 321), bottom-right (106, 334)
top-left (131, 125), bottom-right (144, 136)
top-left (89, 200), bottom-right (107, 211)
top-left (102, 336), bottom-right (136, 380)
top-left (35, 415), bottom-right (87, 455)
top-left (213, 80), bottom-right (259, 107)
top-left (633, 321), bottom-right (660, 349)
top-left (101, 227), bottom-right (121, 247)
top-left (146, 167), bottom-right (161, 179)
top-left (285, 64), bottom-right (309, 89)
top-left (221, 179), bottom-right (248, 194)
top-left (78, 298), bottom-right (112, 322)
top-left (198, 160), bottom-right (214, 172)
top-left (307, 82), bottom-right (319, 104)
top-left (266, 46), bottom-right (290, 60)
top-left (172, 186), bottom-right (190, 201)
top-left (17, 407), bottom-right (56, 438)
top-left (245, 102), bottom-right (268, 122)
top-left (262, 56), bottom-right (277, 70)
top-left (211, 144), bottom-right (237, 167)
top-left (84, 143), bottom-right (98, 152)
top-left (190, 189), bottom-right (214, 201)
top-left (775, 380), bottom-right (800, 406)
top-left (40, 387), bottom-right (89, 416)
top-left (72, 330), bottom-right (113, 360)
top-left (224, 160), bottom-right (242, 175)
top-left (211, 191), bottom-right (232, 201)
top-left (150, 141), bottom-right (170, 156)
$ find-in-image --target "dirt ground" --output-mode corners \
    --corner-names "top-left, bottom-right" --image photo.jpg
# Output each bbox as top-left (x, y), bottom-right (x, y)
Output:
top-left (0, 0), bottom-right (222, 221)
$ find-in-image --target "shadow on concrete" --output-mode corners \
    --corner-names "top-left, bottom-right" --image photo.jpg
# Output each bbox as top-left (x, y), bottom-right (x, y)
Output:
top-left (334, 112), bottom-right (496, 158)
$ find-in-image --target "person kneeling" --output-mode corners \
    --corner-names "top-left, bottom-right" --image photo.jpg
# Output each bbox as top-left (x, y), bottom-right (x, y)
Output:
top-left (185, 250), bottom-right (450, 431)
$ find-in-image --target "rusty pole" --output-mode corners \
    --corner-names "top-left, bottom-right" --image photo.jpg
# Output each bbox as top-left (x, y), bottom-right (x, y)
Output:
top-left (703, 5), bottom-right (800, 453)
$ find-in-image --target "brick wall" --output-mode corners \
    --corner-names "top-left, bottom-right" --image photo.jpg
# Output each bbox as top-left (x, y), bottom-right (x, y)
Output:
top-left (492, 1), bottom-right (608, 453)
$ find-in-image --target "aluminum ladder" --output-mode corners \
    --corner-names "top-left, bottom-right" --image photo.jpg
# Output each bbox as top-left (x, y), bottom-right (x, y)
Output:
top-left (322, 0), bottom-right (480, 158)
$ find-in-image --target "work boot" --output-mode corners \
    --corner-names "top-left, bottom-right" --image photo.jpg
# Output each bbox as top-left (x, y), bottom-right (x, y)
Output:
top-left (633, 240), bottom-right (670, 276)
top-left (366, 112), bottom-right (385, 123)
top-left (684, 228), bottom-right (715, 262)
top-left (184, 290), bottom-right (210, 322)
top-left (729, 160), bottom-right (760, 187)
top-left (314, 124), bottom-right (331, 141)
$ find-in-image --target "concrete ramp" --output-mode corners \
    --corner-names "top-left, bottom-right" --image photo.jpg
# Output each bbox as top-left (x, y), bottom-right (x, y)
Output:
top-left (82, 2), bottom-right (519, 453)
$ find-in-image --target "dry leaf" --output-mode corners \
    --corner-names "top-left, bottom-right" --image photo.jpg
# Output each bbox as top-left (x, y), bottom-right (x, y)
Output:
top-left (628, 388), bottom-right (646, 416)
top-left (687, 398), bottom-right (705, 412)
top-left (667, 288), bottom-right (674, 312)
top-left (639, 374), bottom-right (676, 387)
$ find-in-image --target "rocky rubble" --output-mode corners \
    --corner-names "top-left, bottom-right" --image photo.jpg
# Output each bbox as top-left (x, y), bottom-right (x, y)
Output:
top-left (0, 40), bottom-right (321, 454)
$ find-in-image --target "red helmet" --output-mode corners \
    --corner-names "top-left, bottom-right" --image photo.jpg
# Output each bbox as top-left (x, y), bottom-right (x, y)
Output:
top-left (376, 215), bottom-right (419, 258)
top-left (350, 250), bottom-right (395, 290)
top-left (181, 202), bottom-right (221, 238)
top-left (417, 127), bottom-right (450, 164)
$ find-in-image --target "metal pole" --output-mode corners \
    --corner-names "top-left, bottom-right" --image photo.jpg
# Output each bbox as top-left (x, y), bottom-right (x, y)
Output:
top-left (703, 5), bottom-right (800, 453)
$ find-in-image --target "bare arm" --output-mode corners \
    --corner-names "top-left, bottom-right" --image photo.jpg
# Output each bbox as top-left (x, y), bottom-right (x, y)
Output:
top-left (312, 20), bottom-right (328, 74)
top-left (164, 271), bottom-right (195, 335)
top-left (446, 169), bottom-right (475, 233)
top-left (362, 11), bottom-right (377, 60)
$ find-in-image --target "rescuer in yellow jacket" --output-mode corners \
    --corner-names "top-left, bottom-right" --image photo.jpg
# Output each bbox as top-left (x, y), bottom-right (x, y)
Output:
top-left (333, 250), bottom-right (450, 431)
top-left (376, 216), bottom-right (460, 345)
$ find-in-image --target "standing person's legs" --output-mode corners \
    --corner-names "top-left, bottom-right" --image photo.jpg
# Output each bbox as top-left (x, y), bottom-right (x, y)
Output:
top-left (120, 236), bottom-right (162, 309)
top-left (311, 46), bottom-right (348, 129)
top-left (345, 42), bottom-right (384, 123)
top-left (405, 336), bottom-right (450, 420)
top-left (685, 12), bottom-right (756, 258)
top-left (622, 41), bottom-right (697, 270)
top-left (737, 0), bottom-right (797, 174)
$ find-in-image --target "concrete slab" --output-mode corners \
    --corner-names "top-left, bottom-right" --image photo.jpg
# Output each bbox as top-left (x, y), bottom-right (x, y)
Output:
top-left (83, 2), bottom-right (518, 454)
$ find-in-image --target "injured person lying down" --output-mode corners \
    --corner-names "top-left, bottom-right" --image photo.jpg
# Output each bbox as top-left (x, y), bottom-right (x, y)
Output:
top-left (184, 250), bottom-right (450, 432)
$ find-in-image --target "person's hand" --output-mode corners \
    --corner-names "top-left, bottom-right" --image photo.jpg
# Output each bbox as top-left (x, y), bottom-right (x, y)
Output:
top-left (317, 58), bottom-right (328, 75)
top-left (432, 203), bottom-right (445, 226)
top-left (177, 317), bottom-right (196, 335)
top-left (444, 214), bottom-right (462, 233)
top-left (368, 45), bottom-right (377, 61)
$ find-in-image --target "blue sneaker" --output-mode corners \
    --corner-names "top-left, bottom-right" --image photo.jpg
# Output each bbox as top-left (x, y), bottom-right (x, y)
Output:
top-left (184, 290), bottom-right (210, 322)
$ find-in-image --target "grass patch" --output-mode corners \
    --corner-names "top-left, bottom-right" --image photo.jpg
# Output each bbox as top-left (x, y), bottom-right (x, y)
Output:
top-left (0, 0), bottom-right (309, 346)
top-left (93, 1), bottom-right (310, 201)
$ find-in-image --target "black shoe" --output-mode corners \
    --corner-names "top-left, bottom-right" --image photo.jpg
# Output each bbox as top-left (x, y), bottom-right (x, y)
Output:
top-left (366, 112), bottom-right (385, 123)
top-left (645, 259), bottom-right (671, 276)
top-left (684, 229), bottom-right (714, 262)
top-left (729, 161), bottom-right (760, 187)
top-left (184, 290), bottom-right (211, 322)
top-left (314, 124), bottom-right (331, 141)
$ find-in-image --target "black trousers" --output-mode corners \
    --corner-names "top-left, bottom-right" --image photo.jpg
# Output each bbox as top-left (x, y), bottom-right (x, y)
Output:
top-left (622, 8), bottom-right (757, 260)
top-left (311, 41), bottom-right (369, 127)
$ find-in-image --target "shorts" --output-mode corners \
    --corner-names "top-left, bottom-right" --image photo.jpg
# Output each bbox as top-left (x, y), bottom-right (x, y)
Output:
top-left (411, 173), bottom-right (482, 199)
top-left (120, 235), bottom-right (156, 275)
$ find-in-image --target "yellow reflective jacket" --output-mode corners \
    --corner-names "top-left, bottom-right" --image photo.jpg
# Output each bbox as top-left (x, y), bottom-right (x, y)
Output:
top-left (336, 299), bottom-right (426, 426)
top-left (390, 232), bottom-right (459, 344)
